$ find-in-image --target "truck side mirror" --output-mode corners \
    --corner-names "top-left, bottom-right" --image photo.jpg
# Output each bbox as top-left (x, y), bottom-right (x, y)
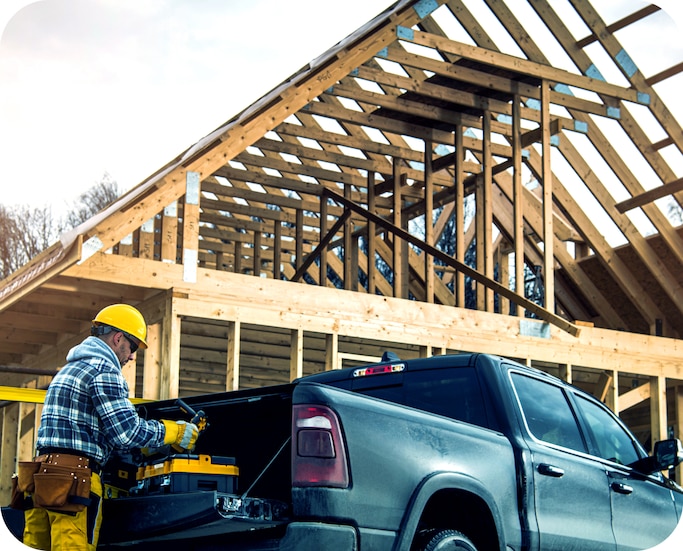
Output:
top-left (653, 438), bottom-right (683, 471)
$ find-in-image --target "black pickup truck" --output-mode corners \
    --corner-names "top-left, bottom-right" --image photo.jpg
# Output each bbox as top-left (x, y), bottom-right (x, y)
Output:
top-left (5, 352), bottom-right (683, 550)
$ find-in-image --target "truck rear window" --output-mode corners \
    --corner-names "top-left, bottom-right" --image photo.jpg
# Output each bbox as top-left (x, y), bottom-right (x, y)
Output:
top-left (353, 367), bottom-right (490, 428)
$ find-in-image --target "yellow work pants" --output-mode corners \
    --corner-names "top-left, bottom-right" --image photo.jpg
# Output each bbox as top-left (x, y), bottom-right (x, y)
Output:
top-left (23, 472), bottom-right (103, 551)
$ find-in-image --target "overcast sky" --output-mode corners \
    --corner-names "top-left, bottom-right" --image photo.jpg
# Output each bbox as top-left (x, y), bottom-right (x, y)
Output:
top-left (1, 0), bottom-right (682, 219)
top-left (0, 0), bottom-right (392, 215)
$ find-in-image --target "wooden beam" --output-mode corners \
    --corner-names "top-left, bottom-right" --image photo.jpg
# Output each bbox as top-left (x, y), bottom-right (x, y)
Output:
top-left (454, 125), bottom-right (466, 308)
top-left (617, 381), bottom-right (650, 412)
top-left (512, 94), bottom-right (525, 318)
top-left (182, 172), bottom-right (200, 283)
top-left (325, 333), bottom-right (339, 371)
top-left (393, 165), bottom-right (404, 299)
top-left (483, 113), bottom-right (494, 311)
top-left (367, 172), bottom-right (377, 295)
top-left (401, 27), bottom-right (647, 104)
top-left (541, 80), bottom-right (554, 313)
top-left (382, 44), bottom-right (619, 120)
top-left (646, 62), bottom-right (683, 86)
top-left (161, 202), bottom-right (178, 264)
top-left (650, 375), bottom-right (668, 450)
top-left (676, 386), bottom-right (683, 481)
top-left (290, 328), bottom-right (304, 381)
top-left (159, 293), bottom-right (181, 400)
top-left (596, 370), bottom-right (613, 403)
top-left (575, 4), bottom-right (660, 48)
top-left (425, 141), bottom-right (435, 304)
top-left (139, 218), bottom-right (155, 260)
top-left (615, 177), bottom-right (683, 213)
top-left (142, 323), bottom-right (161, 400)
top-left (0, 403), bottom-right (19, 504)
top-left (226, 321), bottom-right (241, 391)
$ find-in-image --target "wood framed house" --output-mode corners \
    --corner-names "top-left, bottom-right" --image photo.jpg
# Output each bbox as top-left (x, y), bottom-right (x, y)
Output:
top-left (2, 0), bottom-right (683, 498)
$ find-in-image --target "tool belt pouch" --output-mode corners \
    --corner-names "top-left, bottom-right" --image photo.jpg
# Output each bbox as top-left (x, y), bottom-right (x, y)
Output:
top-left (9, 476), bottom-right (29, 510)
top-left (33, 463), bottom-right (91, 513)
top-left (9, 460), bottom-right (42, 510)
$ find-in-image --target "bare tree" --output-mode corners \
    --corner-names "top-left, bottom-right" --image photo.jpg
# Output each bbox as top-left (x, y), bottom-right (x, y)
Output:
top-left (64, 172), bottom-right (121, 229)
top-left (0, 204), bottom-right (63, 280)
top-left (0, 174), bottom-right (122, 281)
top-left (667, 197), bottom-right (683, 227)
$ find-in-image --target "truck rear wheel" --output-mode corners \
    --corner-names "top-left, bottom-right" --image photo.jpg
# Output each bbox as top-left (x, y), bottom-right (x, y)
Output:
top-left (421, 529), bottom-right (479, 551)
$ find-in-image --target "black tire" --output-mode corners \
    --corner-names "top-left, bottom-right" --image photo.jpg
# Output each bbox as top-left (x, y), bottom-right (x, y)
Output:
top-left (422, 529), bottom-right (479, 551)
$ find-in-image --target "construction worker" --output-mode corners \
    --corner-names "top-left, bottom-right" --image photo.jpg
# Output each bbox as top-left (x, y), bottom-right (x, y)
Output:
top-left (21, 304), bottom-right (198, 550)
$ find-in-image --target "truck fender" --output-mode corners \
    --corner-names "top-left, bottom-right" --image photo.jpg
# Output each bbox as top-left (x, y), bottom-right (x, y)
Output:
top-left (393, 471), bottom-right (507, 551)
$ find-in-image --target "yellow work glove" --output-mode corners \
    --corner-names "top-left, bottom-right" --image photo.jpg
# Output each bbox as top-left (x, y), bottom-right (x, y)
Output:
top-left (161, 419), bottom-right (199, 452)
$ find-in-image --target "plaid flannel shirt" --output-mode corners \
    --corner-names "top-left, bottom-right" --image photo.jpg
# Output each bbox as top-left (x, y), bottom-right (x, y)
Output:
top-left (36, 336), bottom-right (165, 465)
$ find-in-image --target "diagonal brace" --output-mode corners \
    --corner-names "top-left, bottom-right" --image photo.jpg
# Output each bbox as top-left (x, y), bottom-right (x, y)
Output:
top-left (322, 188), bottom-right (580, 337)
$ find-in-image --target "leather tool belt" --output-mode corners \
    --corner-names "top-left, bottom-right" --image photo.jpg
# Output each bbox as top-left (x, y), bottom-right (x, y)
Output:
top-left (11, 453), bottom-right (93, 513)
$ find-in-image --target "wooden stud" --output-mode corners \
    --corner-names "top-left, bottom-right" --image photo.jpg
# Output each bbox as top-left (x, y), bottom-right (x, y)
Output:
top-left (121, 353), bottom-right (137, 398)
top-left (159, 294), bottom-right (181, 400)
top-left (234, 241), bottom-right (242, 274)
top-left (619, 381), bottom-right (651, 412)
top-left (139, 218), bottom-right (155, 260)
top-left (454, 125), bottom-right (465, 308)
top-left (675, 386), bottom-right (683, 482)
top-left (498, 245), bottom-right (510, 315)
top-left (182, 172), bottom-right (200, 283)
top-left (393, 161), bottom-right (403, 299)
top-left (325, 333), bottom-right (339, 371)
top-left (320, 198), bottom-right (328, 287)
top-left (558, 364), bottom-right (572, 384)
top-left (425, 140), bottom-right (434, 304)
top-left (253, 231), bottom-right (262, 277)
top-left (226, 321), bottom-right (241, 391)
top-left (273, 220), bottom-right (282, 280)
top-left (344, 185), bottom-right (354, 291)
top-left (650, 375), bottom-right (668, 451)
top-left (0, 403), bottom-right (19, 501)
top-left (290, 328), bottom-right (304, 381)
top-left (142, 323), bottom-right (161, 400)
top-left (512, 93), bottom-right (525, 318)
top-left (483, 112), bottom-right (494, 312)
top-left (296, 209), bottom-right (304, 271)
top-left (540, 80), bottom-right (554, 313)
top-left (367, 172), bottom-right (377, 295)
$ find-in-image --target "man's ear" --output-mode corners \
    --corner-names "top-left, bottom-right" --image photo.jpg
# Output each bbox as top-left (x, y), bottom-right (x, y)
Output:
top-left (113, 331), bottom-right (124, 347)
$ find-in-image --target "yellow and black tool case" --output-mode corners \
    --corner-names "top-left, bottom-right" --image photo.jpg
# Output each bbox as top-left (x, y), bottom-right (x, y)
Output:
top-left (135, 454), bottom-right (239, 495)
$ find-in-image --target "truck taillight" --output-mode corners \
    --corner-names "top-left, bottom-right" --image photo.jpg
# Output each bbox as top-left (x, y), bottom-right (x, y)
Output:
top-left (292, 405), bottom-right (349, 488)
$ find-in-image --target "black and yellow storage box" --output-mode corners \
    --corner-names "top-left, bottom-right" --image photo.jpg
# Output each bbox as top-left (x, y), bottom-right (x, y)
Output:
top-left (135, 454), bottom-right (239, 495)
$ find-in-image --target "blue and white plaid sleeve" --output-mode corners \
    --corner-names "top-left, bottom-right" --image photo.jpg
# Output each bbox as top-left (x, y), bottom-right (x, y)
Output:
top-left (90, 370), bottom-right (166, 450)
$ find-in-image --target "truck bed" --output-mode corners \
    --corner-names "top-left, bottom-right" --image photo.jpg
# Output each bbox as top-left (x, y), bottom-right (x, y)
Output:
top-left (99, 384), bottom-right (296, 547)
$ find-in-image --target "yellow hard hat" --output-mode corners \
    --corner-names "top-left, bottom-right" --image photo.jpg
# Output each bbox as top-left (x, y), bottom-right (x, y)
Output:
top-left (92, 304), bottom-right (148, 349)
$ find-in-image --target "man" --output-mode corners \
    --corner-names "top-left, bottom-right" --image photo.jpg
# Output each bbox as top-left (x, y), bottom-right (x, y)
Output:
top-left (22, 303), bottom-right (198, 550)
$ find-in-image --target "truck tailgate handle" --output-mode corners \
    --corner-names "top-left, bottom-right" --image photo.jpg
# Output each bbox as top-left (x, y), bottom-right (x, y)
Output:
top-left (538, 463), bottom-right (565, 477)
top-left (611, 482), bottom-right (634, 495)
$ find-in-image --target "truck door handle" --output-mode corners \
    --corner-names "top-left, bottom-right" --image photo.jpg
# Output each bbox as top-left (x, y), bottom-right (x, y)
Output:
top-left (538, 463), bottom-right (565, 477)
top-left (611, 482), bottom-right (634, 495)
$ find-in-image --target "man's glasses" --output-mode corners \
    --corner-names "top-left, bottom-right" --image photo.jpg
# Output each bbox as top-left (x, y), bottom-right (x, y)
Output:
top-left (122, 333), bottom-right (140, 353)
